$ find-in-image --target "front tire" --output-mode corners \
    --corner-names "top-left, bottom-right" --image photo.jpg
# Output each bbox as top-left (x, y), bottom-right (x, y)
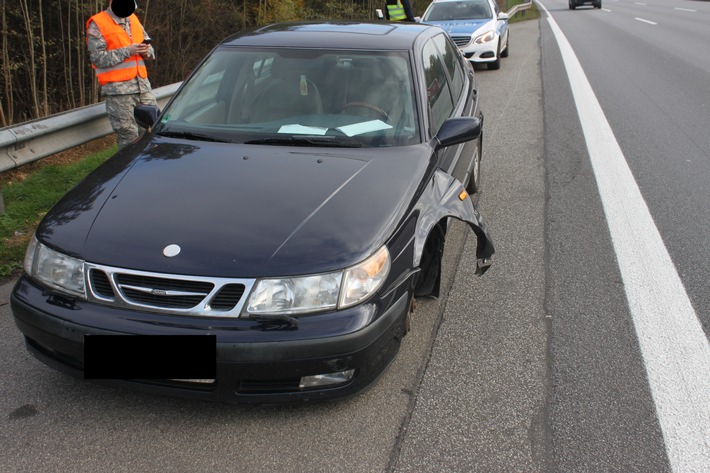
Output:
top-left (414, 226), bottom-right (445, 298)
top-left (500, 32), bottom-right (509, 58)
top-left (466, 139), bottom-right (482, 196)
top-left (488, 40), bottom-right (501, 70)
top-left (569, 0), bottom-right (576, 9)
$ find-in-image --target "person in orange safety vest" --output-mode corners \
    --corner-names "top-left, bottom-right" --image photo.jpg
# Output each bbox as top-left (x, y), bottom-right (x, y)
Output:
top-left (87, 0), bottom-right (158, 149)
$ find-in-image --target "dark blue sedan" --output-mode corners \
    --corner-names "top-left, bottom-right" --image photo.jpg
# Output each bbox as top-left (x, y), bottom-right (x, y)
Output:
top-left (12, 21), bottom-right (494, 403)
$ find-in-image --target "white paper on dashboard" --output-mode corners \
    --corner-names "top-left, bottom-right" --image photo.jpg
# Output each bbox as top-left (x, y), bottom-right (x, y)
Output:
top-left (336, 120), bottom-right (392, 137)
top-left (278, 124), bottom-right (329, 135)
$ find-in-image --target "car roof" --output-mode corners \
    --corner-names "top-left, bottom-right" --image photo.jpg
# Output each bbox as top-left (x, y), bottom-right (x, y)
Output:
top-left (219, 21), bottom-right (439, 51)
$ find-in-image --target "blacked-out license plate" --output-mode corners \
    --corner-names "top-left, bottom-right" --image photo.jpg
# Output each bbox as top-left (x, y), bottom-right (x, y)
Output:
top-left (84, 335), bottom-right (216, 379)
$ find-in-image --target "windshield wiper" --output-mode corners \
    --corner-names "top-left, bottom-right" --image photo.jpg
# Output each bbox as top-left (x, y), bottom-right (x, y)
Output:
top-left (244, 136), bottom-right (362, 148)
top-left (156, 130), bottom-right (229, 143)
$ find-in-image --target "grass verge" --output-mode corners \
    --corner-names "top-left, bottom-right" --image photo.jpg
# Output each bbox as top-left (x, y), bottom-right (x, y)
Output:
top-left (0, 141), bottom-right (116, 280)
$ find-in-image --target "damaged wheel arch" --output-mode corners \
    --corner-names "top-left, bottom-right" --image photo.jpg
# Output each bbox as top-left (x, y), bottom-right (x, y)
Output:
top-left (413, 169), bottom-right (495, 293)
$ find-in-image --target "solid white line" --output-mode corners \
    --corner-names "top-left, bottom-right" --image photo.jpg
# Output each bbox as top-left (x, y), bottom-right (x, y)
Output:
top-left (635, 17), bottom-right (657, 25)
top-left (674, 7), bottom-right (696, 12)
top-left (537, 2), bottom-right (710, 471)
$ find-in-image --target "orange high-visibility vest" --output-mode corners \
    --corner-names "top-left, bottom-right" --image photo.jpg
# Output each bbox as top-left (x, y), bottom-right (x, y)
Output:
top-left (87, 11), bottom-right (147, 86)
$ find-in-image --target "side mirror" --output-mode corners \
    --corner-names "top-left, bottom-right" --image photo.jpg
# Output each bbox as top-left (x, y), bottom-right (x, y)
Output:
top-left (435, 117), bottom-right (481, 149)
top-left (134, 104), bottom-right (161, 130)
top-left (499, 12), bottom-right (509, 21)
top-left (375, 8), bottom-right (384, 20)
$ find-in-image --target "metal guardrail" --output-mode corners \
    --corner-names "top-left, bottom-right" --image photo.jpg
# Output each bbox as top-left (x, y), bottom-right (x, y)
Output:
top-left (0, 82), bottom-right (181, 174)
top-left (507, 1), bottom-right (534, 18)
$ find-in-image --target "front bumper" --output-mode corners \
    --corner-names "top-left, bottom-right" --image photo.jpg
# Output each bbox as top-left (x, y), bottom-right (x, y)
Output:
top-left (11, 276), bottom-right (411, 403)
top-left (461, 44), bottom-right (499, 63)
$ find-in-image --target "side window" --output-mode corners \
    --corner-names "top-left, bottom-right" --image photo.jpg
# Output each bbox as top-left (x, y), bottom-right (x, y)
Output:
top-left (422, 39), bottom-right (453, 133)
top-left (252, 56), bottom-right (274, 81)
top-left (187, 59), bottom-right (227, 105)
top-left (433, 34), bottom-right (464, 104)
top-left (166, 54), bottom-right (230, 120)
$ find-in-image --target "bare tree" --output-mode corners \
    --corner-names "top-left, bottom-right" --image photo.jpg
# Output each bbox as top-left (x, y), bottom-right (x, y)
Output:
top-left (1, 0), bottom-right (12, 126)
top-left (38, 0), bottom-right (48, 116)
top-left (18, 0), bottom-right (40, 118)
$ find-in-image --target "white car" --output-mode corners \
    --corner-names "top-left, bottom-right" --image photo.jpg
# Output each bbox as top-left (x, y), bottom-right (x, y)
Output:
top-left (421, 0), bottom-right (510, 70)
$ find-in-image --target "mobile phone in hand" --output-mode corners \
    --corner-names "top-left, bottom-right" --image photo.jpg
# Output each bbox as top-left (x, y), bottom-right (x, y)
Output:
top-left (142, 38), bottom-right (152, 45)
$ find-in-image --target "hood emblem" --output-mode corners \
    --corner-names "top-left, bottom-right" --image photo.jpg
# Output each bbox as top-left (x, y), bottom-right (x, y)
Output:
top-left (163, 244), bottom-right (181, 258)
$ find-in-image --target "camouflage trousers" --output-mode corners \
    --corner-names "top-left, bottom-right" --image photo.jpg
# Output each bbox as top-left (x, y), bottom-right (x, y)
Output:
top-left (105, 91), bottom-right (158, 149)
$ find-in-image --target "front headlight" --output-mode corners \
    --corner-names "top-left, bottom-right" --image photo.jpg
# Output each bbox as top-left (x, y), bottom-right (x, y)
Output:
top-left (473, 30), bottom-right (495, 44)
top-left (339, 246), bottom-right (390, 309)
top-left (246, 246), bottom-right (390, 316)
top-left (24, 236), bottom-right (86, 298)
top-left (246, 271), bottom-right (342, 315)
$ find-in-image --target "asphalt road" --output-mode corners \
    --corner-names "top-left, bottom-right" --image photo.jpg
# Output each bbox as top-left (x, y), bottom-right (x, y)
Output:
top-left (539, 0), bottom-right (709, 470)
top-left (2, 9), bottom-right (709, 471)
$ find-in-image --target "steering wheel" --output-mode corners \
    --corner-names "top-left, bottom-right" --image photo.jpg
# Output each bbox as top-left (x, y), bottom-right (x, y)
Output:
top-left (340, 102), bottom-right (390, 122)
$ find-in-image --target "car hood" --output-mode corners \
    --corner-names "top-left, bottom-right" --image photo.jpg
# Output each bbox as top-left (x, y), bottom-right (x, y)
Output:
top-left (423, 19), bottom-right (492, 36)
top-left (39, 137), bottom-right (431, 277)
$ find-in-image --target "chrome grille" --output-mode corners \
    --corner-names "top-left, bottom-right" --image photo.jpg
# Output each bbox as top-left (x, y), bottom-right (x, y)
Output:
top-left (451, 36), bottom-right (472, 47)
top-left (116, 273), bottom-right (214, 308)
top-left (90, 269), bottom-right (114, 298)
top-left (211, 284), bottom-right (246, 310)
top-left (85, 263), bottom-right (255, 318)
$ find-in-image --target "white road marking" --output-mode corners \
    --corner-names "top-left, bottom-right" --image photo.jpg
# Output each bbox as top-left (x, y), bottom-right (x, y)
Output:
top-left (674, 7), bottom-right (696, 12)
top-left (538, 2), bottom-right (710, 471)
top-left (635, 17), bottom-right (657, 25)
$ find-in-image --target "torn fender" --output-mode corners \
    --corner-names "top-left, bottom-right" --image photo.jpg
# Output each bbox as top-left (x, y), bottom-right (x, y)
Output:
top-left (414, 169), bottom-right (495, 275)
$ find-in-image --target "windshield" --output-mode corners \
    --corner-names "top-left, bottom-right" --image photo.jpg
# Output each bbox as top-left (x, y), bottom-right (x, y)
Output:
top-left (423, 0), bottom-right (493, 21)
top-left (155, 48), bottom-right (419, 147)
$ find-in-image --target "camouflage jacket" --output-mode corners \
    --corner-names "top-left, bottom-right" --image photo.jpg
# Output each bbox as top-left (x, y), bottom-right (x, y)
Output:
top-left (87, 8), bottom-right (154, 96)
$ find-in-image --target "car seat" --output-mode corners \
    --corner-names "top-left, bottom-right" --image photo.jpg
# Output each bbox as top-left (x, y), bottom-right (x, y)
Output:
top-left (250, 57), bottom-right (323, 123)
top-left (339, 57), bottom-right (409, 126)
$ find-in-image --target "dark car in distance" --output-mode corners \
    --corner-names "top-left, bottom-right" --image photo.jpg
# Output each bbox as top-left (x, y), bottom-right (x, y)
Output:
top-left (569, 0), bottom-right (602, 9)
top-left (12, 21), bottom-right (495, 403)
